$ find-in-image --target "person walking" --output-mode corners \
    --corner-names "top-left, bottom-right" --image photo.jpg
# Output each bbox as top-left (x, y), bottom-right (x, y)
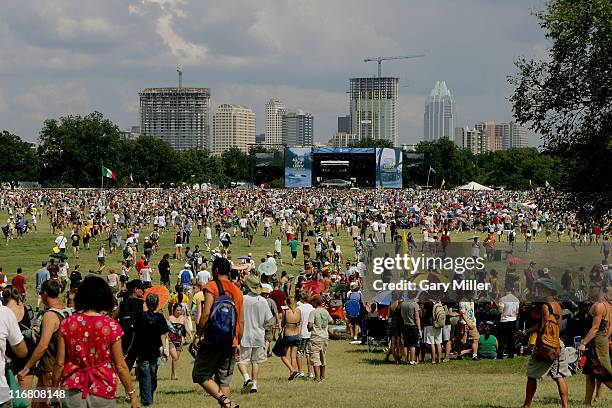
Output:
top-left (308, 295), bottom-right (333, 382)
top-left (497, 287), bottom-right (520, 359)
top-left (18, 280), bottom-right (71, 402)
top-left (237, 275), bottom-right (273, 394)
top-left (521, 278), bottom-right (570, 408)
top-left (400, 292), bottom-right (421, 365)
top-left (578, 281), bottom-right (612, 405)
top-left (52, 276), bottom-right (140, 408)
top-left (168, 303), bottom-right (188, 381)
top-left (279, 296), bottom-right (301, 380)
top-left (134, 293), bottom-right (169, 407)
top-left (297, 291), bottom-right (314, 379)
top-left (192, 258), bottom-right (243, 408)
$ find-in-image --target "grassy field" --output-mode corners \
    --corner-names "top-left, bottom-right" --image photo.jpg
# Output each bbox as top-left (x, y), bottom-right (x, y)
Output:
top-left (0, 212), bottom-right (608, 407)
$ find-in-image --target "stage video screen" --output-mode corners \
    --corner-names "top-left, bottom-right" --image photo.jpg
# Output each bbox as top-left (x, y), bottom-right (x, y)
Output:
top-left (311, 147), bottom-right (376, 188)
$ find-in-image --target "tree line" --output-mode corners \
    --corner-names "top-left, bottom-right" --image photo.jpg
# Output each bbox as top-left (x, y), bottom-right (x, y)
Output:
top-left (0, 112), bottom-right (561, 191)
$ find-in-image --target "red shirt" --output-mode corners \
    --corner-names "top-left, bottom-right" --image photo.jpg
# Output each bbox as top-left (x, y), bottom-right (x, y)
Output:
top-left (269, 289), bottom-right (286, 312)
top-left (11, 274), bottom-right (26, 295)
top-left (59, 314), bottom-right (123, 399)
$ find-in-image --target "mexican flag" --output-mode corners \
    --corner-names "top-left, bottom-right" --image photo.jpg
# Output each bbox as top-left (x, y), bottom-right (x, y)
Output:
top-left (102, 166), bottom-right (117, 180)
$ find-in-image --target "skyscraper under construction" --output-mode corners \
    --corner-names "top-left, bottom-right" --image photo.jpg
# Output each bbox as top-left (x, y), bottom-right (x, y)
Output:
top-left (349, 77), bottom-right (399, 146)
top-left (139, 87), bottom-right (211, 151)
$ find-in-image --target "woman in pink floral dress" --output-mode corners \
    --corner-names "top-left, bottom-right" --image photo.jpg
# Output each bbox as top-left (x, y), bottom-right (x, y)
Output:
top-left (53, 276), bottom-right (140, 408)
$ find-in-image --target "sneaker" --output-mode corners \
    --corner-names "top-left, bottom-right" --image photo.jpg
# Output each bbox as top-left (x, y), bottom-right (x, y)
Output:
top-left (296, 372), bottom-right (305, 379)
top-left (408, 361), bottom-right (417, 365)
top-left (288, 371), bottom-right (299, 381)
top-left (250, 388), bottom-right (258, 394)
top-left (241, 379), bottom-right (253, 394)
top-left (472, 355), bottom-right (480, 361)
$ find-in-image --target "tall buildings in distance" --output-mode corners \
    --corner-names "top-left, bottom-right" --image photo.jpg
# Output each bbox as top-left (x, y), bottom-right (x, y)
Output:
top-left (283, 110), bottom-right (313, 147)
top-left (264, 98), bottom-right (314, 148)
top-left (212, 104), bottom-right (256, 155)
top-left (139, 87), bottom-right (211, 150)
top-left (424, 81), bottom-right (456, 141)
top-left (264, 98), bottom-right (286, 147)
top-left (421, 80), bottom-right (528, 154)
top-left (455, 122), bottom-right (528, 154)
top-left (349, 77), bottom-right (398, 146)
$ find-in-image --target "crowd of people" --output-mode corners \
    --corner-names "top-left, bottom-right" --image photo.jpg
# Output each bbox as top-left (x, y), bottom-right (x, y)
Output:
top-left (0, 187), bottom-right (609, 408)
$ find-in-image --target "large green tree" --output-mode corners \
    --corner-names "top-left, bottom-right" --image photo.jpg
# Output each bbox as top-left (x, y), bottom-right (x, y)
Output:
top-left (0, 131), bottom-right (41, 188)
top-left (38, 111), bottom-right (122, 187)
top-left (221, 148), bottom-right (251, 184)
top-left (122, 136), bottom-right (181, 187)
top-left (509, 0), bottom-right (612, 220)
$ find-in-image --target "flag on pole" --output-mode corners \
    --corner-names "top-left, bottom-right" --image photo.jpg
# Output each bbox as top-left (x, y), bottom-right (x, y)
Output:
top-left (102, 166), bottom-right (117, 180)
top-left (440, 178), bottom-right (446, 189)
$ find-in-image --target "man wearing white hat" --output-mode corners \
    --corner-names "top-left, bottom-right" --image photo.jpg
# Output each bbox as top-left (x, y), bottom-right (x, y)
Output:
top-left (178, 263), bottom-right (194, 296)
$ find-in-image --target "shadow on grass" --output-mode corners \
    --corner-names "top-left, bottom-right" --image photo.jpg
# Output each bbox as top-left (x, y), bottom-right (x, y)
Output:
top-left (158, 389), bottom-right (194, 396)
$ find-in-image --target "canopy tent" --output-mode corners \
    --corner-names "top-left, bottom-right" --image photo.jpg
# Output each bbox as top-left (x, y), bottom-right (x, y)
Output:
top-left (457, 181), bottom-right (493, 191)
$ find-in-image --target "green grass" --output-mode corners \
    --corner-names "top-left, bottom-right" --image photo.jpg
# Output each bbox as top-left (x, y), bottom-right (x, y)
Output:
top-left (0, 213), bottom-right (607, 407)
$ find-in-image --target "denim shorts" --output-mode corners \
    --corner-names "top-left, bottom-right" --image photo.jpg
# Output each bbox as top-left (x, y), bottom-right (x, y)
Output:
top-left (284, 335), bottom-right (301, 347)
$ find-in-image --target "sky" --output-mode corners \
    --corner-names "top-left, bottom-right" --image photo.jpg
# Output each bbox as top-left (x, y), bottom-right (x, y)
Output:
top-left (0, 0), bottom-right (548, 146)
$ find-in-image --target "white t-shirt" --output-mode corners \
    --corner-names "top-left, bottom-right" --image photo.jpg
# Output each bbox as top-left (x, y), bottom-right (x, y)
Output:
top-left (298, 302), bottom-right (315, 339)
top-left (499, 293), bottom-right (520, 322)
top-left (0, 305), bottom-right (24, 404)
top-left (196, 270), bottom-right (211, 286)
top-left (55, 235), bottom-right (67, 249)
top-left (241, 293), bottom-right (273, 348)
top-left (274, 239), bottom-right (282, 253)
top-left (140, 267), bottom-right (152, 283)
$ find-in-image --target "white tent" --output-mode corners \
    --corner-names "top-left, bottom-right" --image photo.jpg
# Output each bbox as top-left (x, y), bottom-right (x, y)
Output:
top-left (457, 181), bottom-right (493, 191)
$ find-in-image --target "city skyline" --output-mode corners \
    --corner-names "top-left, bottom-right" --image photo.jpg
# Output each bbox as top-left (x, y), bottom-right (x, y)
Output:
top-left (0, 0), bottom-right (545, 146)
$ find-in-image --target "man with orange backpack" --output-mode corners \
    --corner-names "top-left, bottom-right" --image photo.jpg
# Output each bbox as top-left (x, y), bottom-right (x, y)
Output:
top-left (521, 278), bottom-right (571, 408)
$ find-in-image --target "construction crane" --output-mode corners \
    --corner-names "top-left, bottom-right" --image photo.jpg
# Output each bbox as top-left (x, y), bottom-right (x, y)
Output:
top-left (363, 54), bottom-right (425, 78)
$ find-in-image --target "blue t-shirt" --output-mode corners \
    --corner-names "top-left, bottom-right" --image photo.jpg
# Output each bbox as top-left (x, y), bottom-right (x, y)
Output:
top-left (179, 269), bottom-right (192, 286)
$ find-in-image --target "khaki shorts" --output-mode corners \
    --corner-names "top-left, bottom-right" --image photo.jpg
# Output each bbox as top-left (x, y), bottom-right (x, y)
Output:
top-left (461, 325), bottom-right (479, 344)
top-left (526, 341), bottom-right (571, 380)
top-left (239, 346), bottom-right (267, 364)
top-left (192, 343), bottom-right (236, 387)
top-left (310, 340), bottom-right (328, 367)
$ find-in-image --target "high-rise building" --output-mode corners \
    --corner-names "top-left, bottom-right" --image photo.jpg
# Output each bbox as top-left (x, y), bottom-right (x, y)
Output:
top-left (495, 122), bottom-right (528, 150)
top-left (282, 110), bottom-right (313, 147)
top-left (212, 104), bottom-right (256, 155)
top-left (139, 87), bottom-right (211, 150)
top-left (509, 122), bottom-right (528, 149)
top-left (337, 115), bottom-right (351, 133)
top-left (455, 126), bottom-right (486, 154)
top-left (349, 77), bottom-right (398, 146)
top-left (495, 122), bottom-right (510, 150)
top-left (424, 81), bottom-right (456, 141)
top-left (474, 121), bottom-right (500, 152)
top-left (265, 98), bottom-right (286, 146)
top-left (328, 132), bottom-right (359, 147)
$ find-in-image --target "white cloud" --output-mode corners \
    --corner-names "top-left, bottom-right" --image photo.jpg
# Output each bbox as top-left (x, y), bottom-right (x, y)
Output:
top-left (16, 83), bottom-right (90, 113)
top-left (0, 0), bottom-right (547, 144)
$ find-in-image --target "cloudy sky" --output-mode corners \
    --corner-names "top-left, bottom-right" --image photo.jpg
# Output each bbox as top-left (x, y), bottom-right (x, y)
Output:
top-left (0, 0), bottom-right (547, 146)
